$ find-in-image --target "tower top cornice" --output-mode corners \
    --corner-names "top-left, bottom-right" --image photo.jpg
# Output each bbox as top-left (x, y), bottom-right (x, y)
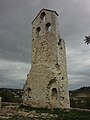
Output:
top-left (32, 8), bottom-right (59, 24)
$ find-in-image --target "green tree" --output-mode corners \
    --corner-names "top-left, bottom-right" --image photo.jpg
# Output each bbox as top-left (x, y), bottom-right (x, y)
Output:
top-left (84, 34), bottom-right (90, 44)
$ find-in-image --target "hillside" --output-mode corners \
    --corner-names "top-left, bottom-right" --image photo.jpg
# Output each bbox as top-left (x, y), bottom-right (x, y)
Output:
top-left (70, 86), bottom-right (90, 97)
top-left (0, 88), bottom-right (23, 103)
top-left (70, 87), bottom-right (90, 109)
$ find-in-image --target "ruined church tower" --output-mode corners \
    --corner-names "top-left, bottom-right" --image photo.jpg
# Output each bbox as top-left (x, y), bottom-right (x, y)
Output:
top-left (23, 9), bottom-right (70, 108)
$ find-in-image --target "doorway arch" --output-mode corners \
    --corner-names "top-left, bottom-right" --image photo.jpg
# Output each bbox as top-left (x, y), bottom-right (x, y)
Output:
top-left (51, 88), bottom-right (57, 100)
top-left (50, 87), bottom-right (58, 108)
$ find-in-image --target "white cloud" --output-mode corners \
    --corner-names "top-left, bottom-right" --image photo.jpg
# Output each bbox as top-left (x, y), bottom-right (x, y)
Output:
top-left (0, 59), bottom-right (31, 88)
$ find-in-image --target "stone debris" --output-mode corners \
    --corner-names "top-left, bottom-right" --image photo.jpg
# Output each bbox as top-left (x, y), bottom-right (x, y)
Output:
top-left (0, 105), bottom-right (58, 120)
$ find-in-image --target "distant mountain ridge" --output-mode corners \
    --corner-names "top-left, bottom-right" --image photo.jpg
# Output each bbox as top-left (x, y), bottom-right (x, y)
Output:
top-left (70, 86), bottom-right (90, 97)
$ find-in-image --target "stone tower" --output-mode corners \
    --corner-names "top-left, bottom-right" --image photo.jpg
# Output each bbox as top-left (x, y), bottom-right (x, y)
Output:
top-left (23, 9), bottom-right (70, 108)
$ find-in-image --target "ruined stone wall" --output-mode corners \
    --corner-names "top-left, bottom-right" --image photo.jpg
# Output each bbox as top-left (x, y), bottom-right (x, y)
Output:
top-left (23, 9), bottom-right (70, 109)
top-left (57, 37), bottom-right (70, 108)
top-left (32, 11), bottom-right (58, 67)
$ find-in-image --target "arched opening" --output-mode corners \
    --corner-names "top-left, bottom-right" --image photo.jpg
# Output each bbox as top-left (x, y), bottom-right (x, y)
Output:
top-left (36, 27), bottom-right (41, 36)
top-left (51, 88), bottom-right (57, 98)
top-left (46, 22), bottom-right (51, 31)
top-left (36, 27), bottom-right (41, 33)
top-left (61, 76), bottom-right (64, 80)
top-left (50, 88), bottom-right (58, 108)
top-left (58, 39), bottom-right (61, 45)
top-left (28, 88), bottom-right (31, 98)
top-left (40, 12), bottom-right (46, 22)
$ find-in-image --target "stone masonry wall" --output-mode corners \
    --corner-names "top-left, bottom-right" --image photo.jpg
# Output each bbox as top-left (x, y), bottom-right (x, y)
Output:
top-left (23, 9), bottom-right (70, 109)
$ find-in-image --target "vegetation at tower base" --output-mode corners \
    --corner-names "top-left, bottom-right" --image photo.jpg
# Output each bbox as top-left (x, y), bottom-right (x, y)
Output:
top-left (18, 105), bottom-right (90, 120)
top-left (0, 104), bottom-right (90, 120)
top-left (0, 88), bottom-right (90, 120)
